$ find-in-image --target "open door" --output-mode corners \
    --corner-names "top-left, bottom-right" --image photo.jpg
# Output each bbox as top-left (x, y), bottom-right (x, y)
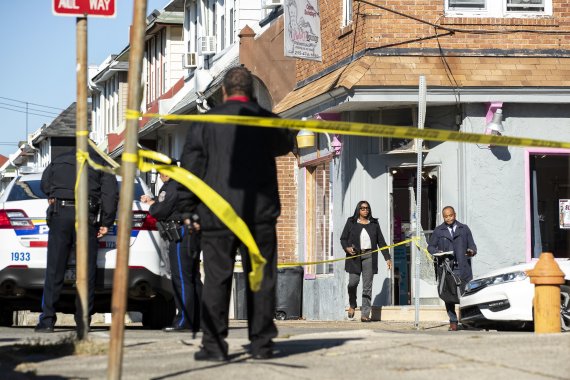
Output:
top-left (390, 166), bottom-right (438, 305)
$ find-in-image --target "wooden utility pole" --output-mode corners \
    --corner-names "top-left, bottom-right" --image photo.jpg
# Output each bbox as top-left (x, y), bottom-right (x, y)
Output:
top-left (107, 0), bottom-right (147, 378)
top-left (75, 16), bottom-right (89, 341)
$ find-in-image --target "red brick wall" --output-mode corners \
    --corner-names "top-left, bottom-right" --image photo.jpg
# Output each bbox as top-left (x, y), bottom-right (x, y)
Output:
top-left (276, 153), bottom-right (298, 264)
top-left (296, 0), bottom-right (570, 82)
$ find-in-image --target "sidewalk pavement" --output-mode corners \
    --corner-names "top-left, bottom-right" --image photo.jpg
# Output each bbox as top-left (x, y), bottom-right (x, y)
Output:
top-left (1, 320), bottom-right (568, 379)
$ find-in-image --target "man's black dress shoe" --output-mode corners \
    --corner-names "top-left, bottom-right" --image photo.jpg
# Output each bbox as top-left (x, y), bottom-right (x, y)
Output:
top-left (34, 324), bottom-right (54, 333)
top-left (162, 326), bottom-right (192, 332)
top-left (194, 347), bottom-right (229, 362)
top-left (251, 351), bottom-right (273, 360)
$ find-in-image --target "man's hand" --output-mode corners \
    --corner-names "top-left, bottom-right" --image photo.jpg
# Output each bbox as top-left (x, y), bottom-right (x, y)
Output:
top-left (346, 246), bottom-right (356, 255)
top-left (466, 249), bottom-right (476, 257)
top-left (386, 259), bottom-right (393, 270)
top-left (48, 198), bottom-right (55, 205)
top-left (140, 195), bottom-right (154, 205)
top-left (97, 226), bottom-right (109, 239)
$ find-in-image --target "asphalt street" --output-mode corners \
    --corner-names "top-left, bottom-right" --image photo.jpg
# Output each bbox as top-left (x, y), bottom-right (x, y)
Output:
top-left (1, 320), bottom-right (569, 379)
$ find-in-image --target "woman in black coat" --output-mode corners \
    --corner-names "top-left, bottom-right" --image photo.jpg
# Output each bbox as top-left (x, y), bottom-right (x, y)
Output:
top-left (340, 201), bottom-right (392, 322)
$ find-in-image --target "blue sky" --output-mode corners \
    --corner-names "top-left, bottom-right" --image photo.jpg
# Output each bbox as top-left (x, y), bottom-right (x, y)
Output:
top-left (0, 0), bottom-right (169, 157)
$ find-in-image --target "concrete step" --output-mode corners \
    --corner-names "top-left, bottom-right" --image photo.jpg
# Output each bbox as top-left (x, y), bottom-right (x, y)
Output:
top-left (12, 311), bottom-right (140, 327)
top-left (348, 306), bottom-right (452, 322)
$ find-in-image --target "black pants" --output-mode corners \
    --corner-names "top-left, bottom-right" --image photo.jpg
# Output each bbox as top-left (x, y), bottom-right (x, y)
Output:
top-left (200, 223), bottom-right (278, 356)
top-left (167, 226), bottom-right (202, 331)
top-left (39, 204), bottom-right (98, 327)
top-left (446, 279), bottom-right (467, 323)
top-left (347, 253), bottom-right (374, 318)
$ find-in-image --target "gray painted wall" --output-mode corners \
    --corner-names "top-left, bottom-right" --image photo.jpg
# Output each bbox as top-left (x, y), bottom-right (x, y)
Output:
top-left (300, 103), bottom-right (570, 320)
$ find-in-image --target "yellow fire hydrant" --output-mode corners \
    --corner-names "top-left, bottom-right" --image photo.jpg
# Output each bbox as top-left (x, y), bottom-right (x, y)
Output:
top-left (526, 252), bottom-right (565, 333)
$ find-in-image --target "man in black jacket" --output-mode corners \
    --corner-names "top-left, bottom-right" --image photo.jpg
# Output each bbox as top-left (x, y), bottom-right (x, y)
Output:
top-left (141, 172), bottom-right (202, 333)
top-left (428, 206), bottom-right (477, 331)
top-left (180, 66), bottom-right (294, 361)
top-left (36, 147), bottom-right (118, 335)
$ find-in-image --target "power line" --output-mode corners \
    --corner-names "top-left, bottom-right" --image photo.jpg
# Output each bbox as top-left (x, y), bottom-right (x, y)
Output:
top-left (0, 102), bottom-right (60, 116)
top-left (0, 105), bottom-right (59, 119)
top-left (357, 0), bottom-right (570, 35)
top-left (0, 95), bottom-right (65, 111)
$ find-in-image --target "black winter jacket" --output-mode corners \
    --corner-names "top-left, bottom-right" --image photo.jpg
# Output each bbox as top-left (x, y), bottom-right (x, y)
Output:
top-left (40, 149), bottom-right (118, 227)
top-left (179, 99), bottom-right (295, 231)
top-left (427, 221), bottom-right (477, 283)
top-left (340, 217), bottom-right (390, 274)
top-left (149, 179), bottom-right (180, 222)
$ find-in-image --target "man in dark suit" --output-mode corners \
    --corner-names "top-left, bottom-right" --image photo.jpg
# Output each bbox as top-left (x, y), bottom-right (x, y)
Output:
top-left (428, 206), bottom-right (477, 331)
top-left (180, 66), bottom-right (294, 361)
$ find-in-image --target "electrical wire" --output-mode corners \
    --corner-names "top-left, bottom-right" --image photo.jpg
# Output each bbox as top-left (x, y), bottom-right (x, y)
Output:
top-left (0, 102), bottom-right (61, 116)
top-left (356, 0), bottom-right (570, 35)
top-left (0, 96), bottom-right (64, 111)
top-left (434, 26), bottom-right (460, 107)
top-left (0, 105), bottom-right (59, 119)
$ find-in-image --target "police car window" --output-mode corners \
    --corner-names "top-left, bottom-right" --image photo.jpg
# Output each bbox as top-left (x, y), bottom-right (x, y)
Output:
top-left (7, 180), bottom-right (47, 201)
top-left (117, 180), bottom-right (145, 199)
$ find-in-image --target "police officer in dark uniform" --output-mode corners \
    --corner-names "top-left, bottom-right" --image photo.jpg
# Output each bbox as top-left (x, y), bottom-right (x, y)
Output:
top-left (35, 147), bottom-right (118, 334)
top-left (141, 172), bottom-right (202, 333)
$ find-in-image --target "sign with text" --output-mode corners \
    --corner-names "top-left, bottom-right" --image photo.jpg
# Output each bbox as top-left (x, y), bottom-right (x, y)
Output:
top-left (283, 0), bottom-right (322, 61)
top-left (53, 0), bottom-right (116, 17)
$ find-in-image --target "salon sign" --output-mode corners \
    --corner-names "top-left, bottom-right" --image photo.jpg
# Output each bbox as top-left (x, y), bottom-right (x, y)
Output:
top-left (283, 0), bottom-right (322, 61)
top-left (559, 199), bottom-right (570, 229)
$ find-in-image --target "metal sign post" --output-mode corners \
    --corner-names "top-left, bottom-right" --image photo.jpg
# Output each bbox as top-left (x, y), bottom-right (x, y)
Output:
top-left (414, 75), bottom-right (426, 329)
top-left (107, 0), bottom-right (147, 378)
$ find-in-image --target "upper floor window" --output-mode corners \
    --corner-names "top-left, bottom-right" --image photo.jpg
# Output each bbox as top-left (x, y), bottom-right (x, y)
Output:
top-left (446, 0), bottom-right (551, 17)
top-left (343, 0), bottom-right (352, 27)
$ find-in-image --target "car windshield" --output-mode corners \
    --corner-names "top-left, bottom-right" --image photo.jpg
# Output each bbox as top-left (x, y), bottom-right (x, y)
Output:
top-left (7, 180), bottom-right (46, 201)
top-left (6, 179), bottom-right (146, 201)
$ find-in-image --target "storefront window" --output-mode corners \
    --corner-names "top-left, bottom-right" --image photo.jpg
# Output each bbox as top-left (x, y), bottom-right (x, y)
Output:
top-left (529, 153), bottom-right (570, 259)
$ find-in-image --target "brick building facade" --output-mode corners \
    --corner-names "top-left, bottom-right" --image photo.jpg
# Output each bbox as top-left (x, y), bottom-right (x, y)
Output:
top-left (273, 0), bottom-right (570, 320)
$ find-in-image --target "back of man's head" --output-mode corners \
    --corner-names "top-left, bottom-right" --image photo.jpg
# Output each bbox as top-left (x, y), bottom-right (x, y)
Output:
top-left (223, 66), bottom-right (254, 98)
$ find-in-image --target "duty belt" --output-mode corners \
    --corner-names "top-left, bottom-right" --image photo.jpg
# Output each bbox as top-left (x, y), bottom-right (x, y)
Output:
top-left (58, 199), bottom-right (75, 207)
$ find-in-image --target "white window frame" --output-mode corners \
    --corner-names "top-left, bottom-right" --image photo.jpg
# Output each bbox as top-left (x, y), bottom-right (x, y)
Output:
top-left (342, 0), bottom-right (353, 27)
top-left (445, 0), bottom-right (552, 18)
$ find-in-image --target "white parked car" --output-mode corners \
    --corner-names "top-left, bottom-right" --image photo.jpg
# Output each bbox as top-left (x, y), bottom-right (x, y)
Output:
top-left (0, 172), bottom-right (175, 329)
top-left (460, 259), bottom-right (570, 331)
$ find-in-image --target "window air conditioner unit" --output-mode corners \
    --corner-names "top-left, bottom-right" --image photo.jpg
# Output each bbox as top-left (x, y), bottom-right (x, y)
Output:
top-left (382, 138), bottom-right (429, 154)
top-left (262, 0), bottom-right (283, 9)
top-left (198, 36), bottom-right (216, 55)
top-left (182, 52), bottom-right (197, 68)
top-left (507, 0), bottom-right (544, 11)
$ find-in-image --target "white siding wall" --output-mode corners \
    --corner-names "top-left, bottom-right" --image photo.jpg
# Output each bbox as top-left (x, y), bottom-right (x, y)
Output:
top-left (168, 26), bottom-right (185, 88)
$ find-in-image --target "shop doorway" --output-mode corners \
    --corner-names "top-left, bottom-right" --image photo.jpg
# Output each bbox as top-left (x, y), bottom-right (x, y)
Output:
top-left (390, 166), bottom-right (438, 305)
top-left (530, 153), bottom-right (570, 259)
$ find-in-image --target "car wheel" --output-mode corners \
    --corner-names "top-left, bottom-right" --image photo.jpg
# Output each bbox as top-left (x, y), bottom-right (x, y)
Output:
top-left (142, 295), bottom-right (175, 329)
top-left (561, 285), bottom-right (570, 332)
top-left (0, 310), bottom-right (14, 327)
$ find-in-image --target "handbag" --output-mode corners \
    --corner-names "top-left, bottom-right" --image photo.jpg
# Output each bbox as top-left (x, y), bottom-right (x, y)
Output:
top-left (436, 257), bottom-right (462, 304)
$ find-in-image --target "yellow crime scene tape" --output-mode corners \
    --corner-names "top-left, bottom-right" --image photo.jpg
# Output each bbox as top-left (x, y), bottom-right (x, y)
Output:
top-left (127, 109), bottom-right (570, 149)
top-left (74, 146), bottom-right (267, 292)
top-left (263, 237), bottom-right (431, 269)
top-left (77, 106), bottom-right (531, 291)
top-left (136, 149), bottom-right (267, 292)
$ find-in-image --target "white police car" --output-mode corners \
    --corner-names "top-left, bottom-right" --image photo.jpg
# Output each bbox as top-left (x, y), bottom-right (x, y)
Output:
top-left (460, 259), bottom-right (570, 331)
top-left (0, 172), bottom-right (175, 328)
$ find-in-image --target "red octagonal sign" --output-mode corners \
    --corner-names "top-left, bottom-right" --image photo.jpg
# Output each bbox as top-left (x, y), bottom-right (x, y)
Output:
top-left (53, 0), bottom-right (116, 17)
